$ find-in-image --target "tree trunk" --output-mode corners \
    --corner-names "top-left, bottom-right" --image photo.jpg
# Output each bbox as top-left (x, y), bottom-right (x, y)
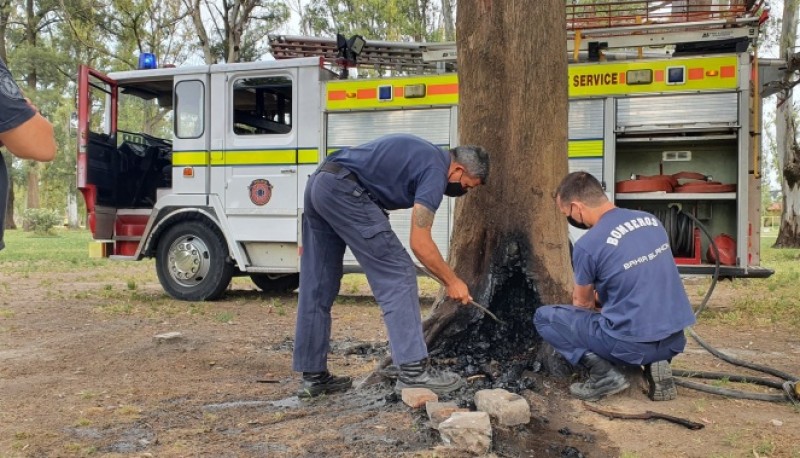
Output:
top-left (67, 192), bottom-right (79, 229)
top-left (23, 162), bottom-right (39, 231)
top-left (441, 0), bottom-right (455, 41)
top-left (3, 152), bottom-right (14, 230)
top-left (186, 0), bottom-right (216, 64)
top-left (775, 0), bottom-right (800, 248)
top-left (420, 1), bottom-right (572, 380)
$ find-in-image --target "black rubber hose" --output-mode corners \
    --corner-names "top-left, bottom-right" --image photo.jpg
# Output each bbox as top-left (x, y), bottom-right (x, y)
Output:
top-left (672, 369), bottom-right (787, 389)
top-left (681, 212), bottom-right (799, 380)
top-left (686, 328), bottom-right (799, 382)
top-left (674, 378), bottom-right (791, 402)
top-left (679, 210), bottom-right (719, 318)
top-left (672, 210), bottom-right (799, 402)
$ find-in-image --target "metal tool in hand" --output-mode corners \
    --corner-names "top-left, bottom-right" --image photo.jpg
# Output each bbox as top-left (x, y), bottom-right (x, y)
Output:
top-left (416, 266), bottom-right (506, 326)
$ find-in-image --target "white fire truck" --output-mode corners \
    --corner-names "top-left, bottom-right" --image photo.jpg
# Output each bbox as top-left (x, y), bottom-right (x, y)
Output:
top-left (77, 0), bottom-right (776, 300)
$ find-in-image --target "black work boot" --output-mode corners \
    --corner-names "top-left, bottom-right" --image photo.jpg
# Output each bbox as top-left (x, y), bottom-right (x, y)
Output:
top-left (644, 360), bottom-right (677, 401)
top-left (395, 359), bottom-right (464, 395)
top-left (297, 371), bottom-right (352, 398)
top-left (569, 352), bottom-right (630, 401)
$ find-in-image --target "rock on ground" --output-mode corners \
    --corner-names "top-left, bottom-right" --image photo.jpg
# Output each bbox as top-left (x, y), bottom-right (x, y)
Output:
top-left (426, 401), bottom-right (470, 429)
top-left (401, 387), bottom-right (438, 409)
top-left (438, 411), bottom-right (492, 455)
top-left (474, 388), bottom-right (531, 426)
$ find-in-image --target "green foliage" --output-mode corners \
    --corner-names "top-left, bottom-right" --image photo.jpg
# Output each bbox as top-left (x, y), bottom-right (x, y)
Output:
top-left (22, 208), bottom-right (62, 235)
top-left (303, 0), bottom-right (443, 42)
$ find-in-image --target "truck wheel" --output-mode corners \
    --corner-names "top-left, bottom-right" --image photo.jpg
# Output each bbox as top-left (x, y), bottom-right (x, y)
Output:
top-left (156, 221), bottom-right (234, 301)
top-left (250, 273), bottom-right (300, 293)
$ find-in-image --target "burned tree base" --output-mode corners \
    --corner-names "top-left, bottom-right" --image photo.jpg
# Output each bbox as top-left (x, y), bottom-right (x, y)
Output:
top-left (423, 237), bottom-right (572, 395)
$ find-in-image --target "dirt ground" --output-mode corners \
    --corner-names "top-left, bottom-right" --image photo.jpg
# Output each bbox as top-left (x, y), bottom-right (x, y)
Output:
top-left (1, 261), bottom-right (798, 457)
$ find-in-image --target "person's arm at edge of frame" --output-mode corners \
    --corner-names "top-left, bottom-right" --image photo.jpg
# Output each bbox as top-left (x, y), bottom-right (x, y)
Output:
top-left (409, 203), bottom-right (472, 305)
top-left (0, 103), bottom-right (57, 162)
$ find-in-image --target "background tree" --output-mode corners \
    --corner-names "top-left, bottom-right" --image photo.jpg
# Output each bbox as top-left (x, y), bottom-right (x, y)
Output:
top-left (184, 0), bottom-right (289, 64)
top-left (302, 0), bottom-right (440, 42)
top-left (421, 1), bottom-right (573, 367)
top-left (440, 0), bottom-right (454, 41)
top-left (775, 0), bottom-right (800, 247)
top-left (4, 0), bottom-right (63, 229)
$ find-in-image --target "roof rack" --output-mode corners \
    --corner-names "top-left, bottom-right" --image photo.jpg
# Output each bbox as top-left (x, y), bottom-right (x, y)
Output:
top-left (270, 2), bottom-right (767, 70)
top-left (566, 0), bottom-right (764, 31)
top-left (269, 35), bottom-right (444, 73)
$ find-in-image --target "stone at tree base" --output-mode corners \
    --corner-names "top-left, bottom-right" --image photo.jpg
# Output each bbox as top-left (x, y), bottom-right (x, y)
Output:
top-left (438, 411), bottom-right (492, 455)
top-left (474, 388), bottom-right (531, 426)
top-left (426, 401), bottom-right (470, 429)
top-left (401, 388), bottom-right (438, 409)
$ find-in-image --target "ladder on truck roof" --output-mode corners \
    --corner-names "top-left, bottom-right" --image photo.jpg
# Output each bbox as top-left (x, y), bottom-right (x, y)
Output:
top-left (269, 35), bottom-right (442, 72)
top-left (269, 0), bottom-right (767, 70)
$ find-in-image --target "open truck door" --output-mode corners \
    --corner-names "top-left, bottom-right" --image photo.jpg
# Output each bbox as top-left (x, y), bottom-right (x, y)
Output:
top-left (77, 65), bottom-right (119, 244)
top-left (77, 64), bottom-right (179, 258)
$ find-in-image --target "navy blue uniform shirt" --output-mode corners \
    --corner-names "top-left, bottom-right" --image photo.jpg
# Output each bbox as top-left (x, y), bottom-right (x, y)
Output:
top-left (327, 134), bottom-right (450, 212)
top-left (573, 207), bottom-right (696, 342)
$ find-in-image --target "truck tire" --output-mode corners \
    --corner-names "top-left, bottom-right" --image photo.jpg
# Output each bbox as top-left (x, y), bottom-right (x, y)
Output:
top-left (156, 221), bottom-right (234, 301)
top-left (249, 273), bottom-right (300, 293)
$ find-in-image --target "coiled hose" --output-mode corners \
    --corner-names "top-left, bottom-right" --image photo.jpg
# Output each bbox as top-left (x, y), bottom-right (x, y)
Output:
top-left (675, 210), bottom-right (799, 404)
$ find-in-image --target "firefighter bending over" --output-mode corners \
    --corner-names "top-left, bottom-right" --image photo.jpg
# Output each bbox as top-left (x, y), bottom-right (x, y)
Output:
top-left (292, 133), bottom-right (490, 397)
top-left (535, 172), bottom-right (696, 401)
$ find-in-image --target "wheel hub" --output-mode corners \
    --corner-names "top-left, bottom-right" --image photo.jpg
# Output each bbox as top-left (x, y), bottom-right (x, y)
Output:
top-left (167, 235), bottom-right (211, 287)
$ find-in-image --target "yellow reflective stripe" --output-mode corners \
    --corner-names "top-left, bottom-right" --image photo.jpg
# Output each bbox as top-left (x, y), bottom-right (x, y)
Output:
top-left (568, 140), bottom-right (603, 158)
top-left (298, 148), bottom-right (319, 164)
top-left (175, 149), bottom-right (319, 166)
top-left (173, 151), bottom-right (209, 166)
top-left (215, 150), bottom-right (296, 165)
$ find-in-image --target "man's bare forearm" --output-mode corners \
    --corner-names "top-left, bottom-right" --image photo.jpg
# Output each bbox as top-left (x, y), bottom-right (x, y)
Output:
top-left (410, 204), bottom-right (457, 285)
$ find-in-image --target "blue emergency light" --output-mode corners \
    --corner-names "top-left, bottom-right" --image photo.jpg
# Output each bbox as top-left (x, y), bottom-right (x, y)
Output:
top-left (138, 53), bottom-right (158, 70)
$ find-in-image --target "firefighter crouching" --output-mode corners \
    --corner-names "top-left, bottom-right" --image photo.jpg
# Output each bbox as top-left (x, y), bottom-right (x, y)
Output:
top-left (292, 133), bottom-right (490, 397)
top-left (534, 172), bottom-right (696, 402)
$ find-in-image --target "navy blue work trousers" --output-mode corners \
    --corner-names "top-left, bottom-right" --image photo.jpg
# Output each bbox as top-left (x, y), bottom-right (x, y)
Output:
top-left (533, 305), bottom-right (686, 367)
top-left (292, 168), bottom-right (428, 373)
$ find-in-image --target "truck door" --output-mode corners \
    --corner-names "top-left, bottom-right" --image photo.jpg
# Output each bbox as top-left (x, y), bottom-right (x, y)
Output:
top-left (77, 65), bottom-right (118, 240)
top-left (221, 69), bottom-right (299, 243)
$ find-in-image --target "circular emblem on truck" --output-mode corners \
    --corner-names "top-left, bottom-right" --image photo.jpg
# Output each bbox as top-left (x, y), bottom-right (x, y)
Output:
top-left (249, 179), bottom-right (273, 206)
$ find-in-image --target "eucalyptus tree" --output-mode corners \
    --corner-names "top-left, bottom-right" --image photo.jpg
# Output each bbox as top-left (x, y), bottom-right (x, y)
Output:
top-left (183, 0), bottom-right (290, 64)
top-left (775, 0), bottom-right (800, 247)
top-left (422, 1), bottom-right (572, 371)
top-left (302, 0), bottom-right (440, 42)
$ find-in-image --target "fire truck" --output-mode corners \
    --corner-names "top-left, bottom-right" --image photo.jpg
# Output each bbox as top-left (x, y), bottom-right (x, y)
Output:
top-left (77, 0), bottom-right (775, 301)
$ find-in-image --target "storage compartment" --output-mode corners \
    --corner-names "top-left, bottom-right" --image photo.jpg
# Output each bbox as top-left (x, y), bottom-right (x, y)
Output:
top-left (613, 135), bottom-right (739, 267)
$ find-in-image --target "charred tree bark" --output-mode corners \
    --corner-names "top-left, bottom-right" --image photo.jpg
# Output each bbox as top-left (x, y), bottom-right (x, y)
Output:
top-left (421, 1), bottom-right (573, 380)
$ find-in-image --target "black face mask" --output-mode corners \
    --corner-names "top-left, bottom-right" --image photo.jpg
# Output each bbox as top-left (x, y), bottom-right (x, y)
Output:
top-left (444, 170), bottom-right (468, 197)
top-left (566, 216), bottom-right (590, 230)
top-left (567, 204), bottom-right (590, 230)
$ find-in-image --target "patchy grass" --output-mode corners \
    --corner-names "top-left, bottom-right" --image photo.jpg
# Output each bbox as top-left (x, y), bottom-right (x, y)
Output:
top-left (0, 228), bottom-right (107, 271)
top-left (215, 311), bottom-right (235, 323)
top-left (699, 236), bottom-right (800, 327)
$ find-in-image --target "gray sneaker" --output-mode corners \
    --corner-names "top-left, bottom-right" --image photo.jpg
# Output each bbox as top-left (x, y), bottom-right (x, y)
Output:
top-left (644, 360), bottom-right (677, 401)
